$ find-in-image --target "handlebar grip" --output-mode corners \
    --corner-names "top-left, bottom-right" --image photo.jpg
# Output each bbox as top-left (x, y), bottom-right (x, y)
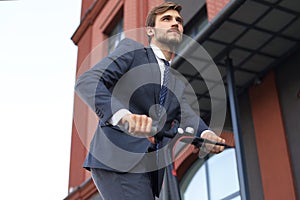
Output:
top-left (122, 121), bottom-right (158, 135)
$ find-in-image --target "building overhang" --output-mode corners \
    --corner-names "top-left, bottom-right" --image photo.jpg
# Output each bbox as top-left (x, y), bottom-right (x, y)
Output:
top-left (173, 0), bottom-right (300, 119)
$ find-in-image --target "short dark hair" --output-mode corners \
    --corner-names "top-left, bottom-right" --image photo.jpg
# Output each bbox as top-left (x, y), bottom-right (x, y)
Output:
top-left (145, 2), bottom-right (182, 27)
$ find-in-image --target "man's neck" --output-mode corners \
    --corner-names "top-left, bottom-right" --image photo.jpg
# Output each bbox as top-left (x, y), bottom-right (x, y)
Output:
top-left (150, 41), bottom-right (174, 61)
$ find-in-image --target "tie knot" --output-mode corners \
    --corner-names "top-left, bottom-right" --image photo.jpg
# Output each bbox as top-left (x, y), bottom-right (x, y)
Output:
top-left (162, 59), bottom-right (170, 67)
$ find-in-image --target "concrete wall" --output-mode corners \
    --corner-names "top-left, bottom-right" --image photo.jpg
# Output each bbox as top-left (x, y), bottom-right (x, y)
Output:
top-left (249, 71), bottom-right (296, 200)
top-left (276, 51), bottom-right (300, 199)
top-left (239, 92), bottom-right (264, 200)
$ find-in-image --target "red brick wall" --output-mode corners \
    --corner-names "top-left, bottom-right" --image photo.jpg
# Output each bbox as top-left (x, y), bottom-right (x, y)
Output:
top-left (249, 71), bottom-right (297, 200)
top-left (69, 25), bottom-right (94, 190)
top-left (68, 0), bottom-right (159, 193)
top-left (147, 0), bottom-right (165, 12)
top-left (80, 0), bottom-right (95, 19)
top-left (206, 0), bottom-right (230, 21)
top-left (68, 119), bottom-right (87, 190)
top-left (123, 0), bottom-right (152, 44)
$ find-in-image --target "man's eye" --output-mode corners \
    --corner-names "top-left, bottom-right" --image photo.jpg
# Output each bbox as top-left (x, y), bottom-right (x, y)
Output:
top-left (162, 18), bottom-right (169, 21)
top-left (177, 18), bottom-right (183, 24)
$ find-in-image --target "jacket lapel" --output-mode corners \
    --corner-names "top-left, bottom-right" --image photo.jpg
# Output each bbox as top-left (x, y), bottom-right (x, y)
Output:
top-left (145, 47), bottom-right (161, 105)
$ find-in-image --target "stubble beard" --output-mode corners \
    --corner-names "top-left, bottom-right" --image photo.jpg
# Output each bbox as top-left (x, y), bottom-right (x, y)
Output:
top-left (155, 29), bottom-right (182, 50)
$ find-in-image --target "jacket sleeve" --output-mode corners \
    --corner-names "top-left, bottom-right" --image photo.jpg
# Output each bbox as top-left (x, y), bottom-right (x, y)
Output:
top-left (177, 81), bottom-right (209, 137)
top-left (75, 38), bottom-right (143, 123)
top-left (180, 95), bottom-right (209, 137)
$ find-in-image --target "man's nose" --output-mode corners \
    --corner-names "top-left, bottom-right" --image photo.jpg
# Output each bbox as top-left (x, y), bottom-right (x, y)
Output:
top-left (171, 20), bottom-right (179, 27)
top-left (171, 18), bottom-right (180, 26)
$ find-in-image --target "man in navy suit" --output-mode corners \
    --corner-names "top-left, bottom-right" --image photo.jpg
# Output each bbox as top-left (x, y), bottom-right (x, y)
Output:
top-left (75, 2), bottom-right (225, 200)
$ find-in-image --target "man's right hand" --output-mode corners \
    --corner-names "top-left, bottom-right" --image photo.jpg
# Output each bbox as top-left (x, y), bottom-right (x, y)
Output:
top-left (120, 114), bottom-right (155, 143)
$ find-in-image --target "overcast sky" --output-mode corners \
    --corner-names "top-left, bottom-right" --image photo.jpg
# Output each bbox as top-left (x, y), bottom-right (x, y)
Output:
top-left (0, 0), bottom-right (81, 199)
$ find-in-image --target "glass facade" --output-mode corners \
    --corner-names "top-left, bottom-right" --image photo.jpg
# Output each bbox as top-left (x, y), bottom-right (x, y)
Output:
top-left (88, 193), bottom-right (103, 200)
top-left (108, 18), bottom-right (124, 53)
top-left (184, 7), bottom-right (208, 38)
top-left (181, 149), bottom-right (240, 200)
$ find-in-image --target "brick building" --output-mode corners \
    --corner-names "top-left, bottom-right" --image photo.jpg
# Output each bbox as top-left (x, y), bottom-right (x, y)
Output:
top-left (65, 0), bottom-right (300, 199)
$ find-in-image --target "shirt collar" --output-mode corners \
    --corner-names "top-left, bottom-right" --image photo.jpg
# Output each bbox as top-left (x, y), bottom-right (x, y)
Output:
top-left (150, 44), bottom-right (172, 64)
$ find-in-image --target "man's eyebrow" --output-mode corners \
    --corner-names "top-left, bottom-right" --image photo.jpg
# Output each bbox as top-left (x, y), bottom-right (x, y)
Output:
top-left (160, 14), bottom-right (183, 21)
top-left (160, 14), bottom-right (172, 19)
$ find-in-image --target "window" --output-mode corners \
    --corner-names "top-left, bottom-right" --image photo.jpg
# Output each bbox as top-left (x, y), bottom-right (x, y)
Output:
top-left (107, 18), bottom-right (124, 53)
top-left (181, 149), bottom-right (241, 200)
top-left (184, 7), bottom-right (208, 38)
top-left (177, 6), bottom-right (208, 53)
top-left (88, 192), bottom-right (103, 200)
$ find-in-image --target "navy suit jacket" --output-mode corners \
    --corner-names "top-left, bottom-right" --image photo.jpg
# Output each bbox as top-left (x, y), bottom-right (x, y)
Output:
top-left (75, 38), bottom-right (209, 192)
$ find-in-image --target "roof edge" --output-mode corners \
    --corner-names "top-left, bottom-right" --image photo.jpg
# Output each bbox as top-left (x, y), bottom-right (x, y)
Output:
top-left (173, 0), bottom-right (246, 66)
top-left (71, 0), bottom-right (109, 45)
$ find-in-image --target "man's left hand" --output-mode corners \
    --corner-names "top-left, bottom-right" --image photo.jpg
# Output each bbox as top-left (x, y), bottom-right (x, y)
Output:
top-left (194, 131), bottom-right (226, 154)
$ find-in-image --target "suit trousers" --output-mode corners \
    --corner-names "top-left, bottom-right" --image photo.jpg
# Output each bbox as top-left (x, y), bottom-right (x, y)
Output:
top-left (91, 168), bottom-right (155, 200)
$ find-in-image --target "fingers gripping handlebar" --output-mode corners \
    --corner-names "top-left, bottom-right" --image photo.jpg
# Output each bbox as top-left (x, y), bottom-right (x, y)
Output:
top-left (122, 121), bottom-right (232, 149)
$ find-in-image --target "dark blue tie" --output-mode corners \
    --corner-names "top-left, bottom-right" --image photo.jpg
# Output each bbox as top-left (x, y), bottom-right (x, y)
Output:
top-left (158, 59), bottom-right (170, 117)
top-left (154, 60), bottom-right (170, 197)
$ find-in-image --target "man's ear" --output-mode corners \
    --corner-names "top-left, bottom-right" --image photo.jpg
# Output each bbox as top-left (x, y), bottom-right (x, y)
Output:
top-left (146, 26), bottom-right (154, 37)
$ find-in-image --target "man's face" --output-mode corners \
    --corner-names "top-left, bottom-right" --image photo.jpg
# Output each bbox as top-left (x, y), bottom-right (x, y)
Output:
top-left (149, 9), bottom-right (184, 47)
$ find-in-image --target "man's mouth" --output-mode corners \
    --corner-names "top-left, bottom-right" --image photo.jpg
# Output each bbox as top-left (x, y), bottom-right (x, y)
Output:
top-left (168, 29), bottom-right (181, 34)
